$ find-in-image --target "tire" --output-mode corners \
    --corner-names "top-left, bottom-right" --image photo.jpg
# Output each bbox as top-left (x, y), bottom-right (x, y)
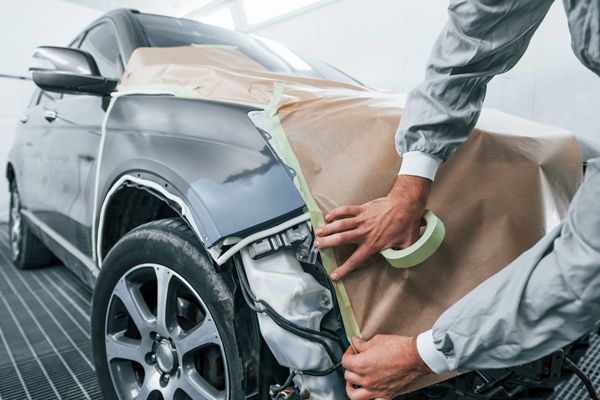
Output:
top-left (91, 218), bottom-right (266, 400)
top-left (8, 180), bottom-right (54, 269)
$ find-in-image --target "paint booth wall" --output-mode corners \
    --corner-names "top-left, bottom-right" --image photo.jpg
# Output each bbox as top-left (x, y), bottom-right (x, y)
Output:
top-left (251, 0), bottom-right (600, 141)
top-left (0, 0), bottom-right (100, 220)
top-left (2, 0), bottom-right (600, 221)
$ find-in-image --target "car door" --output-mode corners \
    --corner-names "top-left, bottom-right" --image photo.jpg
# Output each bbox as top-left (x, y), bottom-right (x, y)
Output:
top-left (15, 89), bottom-right (61, 217)
top-left (38, 21), bottom-right (124, 256)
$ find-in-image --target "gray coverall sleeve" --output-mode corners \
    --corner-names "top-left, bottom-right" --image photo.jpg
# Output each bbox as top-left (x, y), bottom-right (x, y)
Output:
top-left (563, 0), bottom-right (600, 74)
top-left (396, 0), bottom-right (554, 161)
top-left (432, 158), bottom-right (600, 372)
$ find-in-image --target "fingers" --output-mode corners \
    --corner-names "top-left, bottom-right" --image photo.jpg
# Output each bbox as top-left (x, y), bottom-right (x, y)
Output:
top-left (344, 370), bottom-right (364, 386)
top-left (342, 346), bottom-right (358, 368)
top-left (343, 343), bottom-right (357, 357)
top-left (346, 383), bottom-right (381, 400)
top-left (342, 348), bottom-right (363, 372)
top-left (396, 224), bottom-right (422, 248)
top-left (316, 217), bottom-right (360, 237)
top-left (351, 336), bottom-right (370, 353)
top-left (316, 229), bottom-right (363, 250)
top-left (325, 205), bottom-right (363, 223)
top-left (330, 245), bottom-right (373, 281)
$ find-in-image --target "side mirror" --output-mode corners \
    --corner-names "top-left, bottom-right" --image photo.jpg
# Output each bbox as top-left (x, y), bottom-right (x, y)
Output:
top-left (29, 46), bottom-right (118, 96)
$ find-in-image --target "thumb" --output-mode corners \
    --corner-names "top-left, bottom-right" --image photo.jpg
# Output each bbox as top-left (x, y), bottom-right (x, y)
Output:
top-left (330, 245), bottom-right (372, 281)
top-left (352, 336), bottom-right (369, 353)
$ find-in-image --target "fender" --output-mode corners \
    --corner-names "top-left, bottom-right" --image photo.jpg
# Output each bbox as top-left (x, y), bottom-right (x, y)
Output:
top-left (93, 93), bottom-right (305, 262)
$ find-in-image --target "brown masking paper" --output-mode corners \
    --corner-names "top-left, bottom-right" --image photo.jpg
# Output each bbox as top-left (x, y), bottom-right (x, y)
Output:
top-left (120, 46), bottom-right (583, 391)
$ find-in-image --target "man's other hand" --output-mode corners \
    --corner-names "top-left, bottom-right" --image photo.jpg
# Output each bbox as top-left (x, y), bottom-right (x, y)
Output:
top-left (342, 335), bottom-right (432, 400)
top-left (315, 175), bottom-right (431, 281)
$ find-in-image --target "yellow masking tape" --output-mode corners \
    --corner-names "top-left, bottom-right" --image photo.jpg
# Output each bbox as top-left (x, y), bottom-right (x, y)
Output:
top-left (265, 82), bottom-right (362, 340)
top-left (380, 210), bottom-right (445, 268)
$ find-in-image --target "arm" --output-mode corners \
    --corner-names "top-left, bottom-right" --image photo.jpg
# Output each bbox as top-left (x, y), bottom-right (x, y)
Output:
top-left (562, 0), bottom-right (600, 77)
top-left (341, 161), bottom-right (600, 396)
top-left (317, 0), bottom-right (554, 282)
top-left (420, 158), bottom-right (600, 372)
top-left (398, 0), bottom-right (555, 166)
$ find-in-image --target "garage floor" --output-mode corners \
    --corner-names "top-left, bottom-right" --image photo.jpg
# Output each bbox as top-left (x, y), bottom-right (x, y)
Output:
top-left (550, 334), bottom-right (600, 400)
top-left (0, 228), bottom-right (101, 400)
top-left (0, 224), bottom-right (597, 400)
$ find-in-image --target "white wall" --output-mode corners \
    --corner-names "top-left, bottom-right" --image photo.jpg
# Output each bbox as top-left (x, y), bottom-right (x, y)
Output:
top-left (0, 0), bottom-right (100, 220)
top-left (2, 0), bottom-right (599, 220)
top-left (250, 0), bottom-right (600, 141)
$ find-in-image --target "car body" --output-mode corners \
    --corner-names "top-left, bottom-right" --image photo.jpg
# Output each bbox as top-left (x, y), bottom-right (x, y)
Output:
top-left (10, 9), bottom-right (357, 287)
top-left (6, 8), bottom-right (592, 400)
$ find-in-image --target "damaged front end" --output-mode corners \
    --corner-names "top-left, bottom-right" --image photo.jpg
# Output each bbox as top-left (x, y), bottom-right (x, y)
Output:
top-left (218, 217), bottom-right (596, 400)
top-left (230, 220), bottom-right (347, 400)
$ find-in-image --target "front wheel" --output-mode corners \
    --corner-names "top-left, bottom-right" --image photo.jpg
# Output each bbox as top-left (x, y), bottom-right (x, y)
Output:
top-left (92, 218), bottom-right (252, 399)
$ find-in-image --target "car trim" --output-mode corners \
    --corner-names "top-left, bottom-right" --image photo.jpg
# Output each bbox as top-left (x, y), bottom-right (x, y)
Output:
top-left (215, 212), bottom-right (310, 266)
top-left (95, 174), bottom-right (203, 267)
top-left (96, 173), bottom-right (312, 268)
top-left (21, 209), bottom-right (98, 277)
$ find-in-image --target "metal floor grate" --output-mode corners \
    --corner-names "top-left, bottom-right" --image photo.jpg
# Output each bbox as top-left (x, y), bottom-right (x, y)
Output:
top-left (0, 226), bottom-right (101, 400)
top-left (0, 223), bottom-right (598, 399)
top-left (550, 333), bottom-right (600, 400)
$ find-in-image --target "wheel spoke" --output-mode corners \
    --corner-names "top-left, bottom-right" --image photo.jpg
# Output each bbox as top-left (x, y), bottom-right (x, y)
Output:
top-left (175, 317), bottom-right (220, 356)
top-left (159, 380), bottom-right (178, 400)
top-left (154, 267), bottom-right (173, 336)
top-left (178, 370), bottom-right (224, 400)
top-left (135, 368), bottom-right (161, 400)
top-left (134, 385), bottom-right (152, 400)
top-left (10, 222), bottom-right (20, 256)
top-left (9, 191), bottom-right (21, 258)
top-left (113, 278), bottom-right (155, 336)
top-left (107, 264), bottom-right (229, 399)
top-left (106, 333), bottom-right (146, 364)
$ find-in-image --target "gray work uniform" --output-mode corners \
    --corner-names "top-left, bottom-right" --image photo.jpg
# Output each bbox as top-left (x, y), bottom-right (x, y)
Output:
top-left (396, 0), bottom-right (600, 371)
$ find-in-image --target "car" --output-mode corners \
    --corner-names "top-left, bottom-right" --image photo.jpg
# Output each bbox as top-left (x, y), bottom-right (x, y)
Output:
top-left (6, 8), bottom-right (593, 400)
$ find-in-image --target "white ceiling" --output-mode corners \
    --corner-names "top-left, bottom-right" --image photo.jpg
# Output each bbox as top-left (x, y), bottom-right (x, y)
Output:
top-left (59, 0), bottom-right (338, 31)
top-left (59, 0), bottom-right (220, 17)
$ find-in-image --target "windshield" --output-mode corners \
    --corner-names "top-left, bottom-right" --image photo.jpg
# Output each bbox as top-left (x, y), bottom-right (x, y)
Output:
top-left (135, 13), bottom-right (359, 85)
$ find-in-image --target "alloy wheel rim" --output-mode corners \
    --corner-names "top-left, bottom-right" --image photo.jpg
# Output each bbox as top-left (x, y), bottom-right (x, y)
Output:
top-left (105, 264), bottom-right (229, 400)
top-left (9, 190), bottom-right (22, 261)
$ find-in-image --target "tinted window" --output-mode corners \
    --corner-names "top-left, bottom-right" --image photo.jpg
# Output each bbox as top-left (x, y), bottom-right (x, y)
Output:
top-left (136, 13), bottom-right (357, 84)
top-left (80, 23), bottom-right (122, 79)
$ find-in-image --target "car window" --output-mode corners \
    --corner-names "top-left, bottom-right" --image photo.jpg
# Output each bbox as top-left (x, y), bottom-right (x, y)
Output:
top-left (79, 23), bottom-right (123, 79)
top-left (135, 13), bottom-right (358, 85)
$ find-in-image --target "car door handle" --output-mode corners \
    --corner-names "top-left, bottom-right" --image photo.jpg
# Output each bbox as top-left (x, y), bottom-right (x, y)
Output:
top-left (44, 110), bottom-right (58, 122)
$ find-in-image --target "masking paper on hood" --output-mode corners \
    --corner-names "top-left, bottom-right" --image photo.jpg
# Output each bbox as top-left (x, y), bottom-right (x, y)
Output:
top-left (120, 46), bottom-right (583, 391)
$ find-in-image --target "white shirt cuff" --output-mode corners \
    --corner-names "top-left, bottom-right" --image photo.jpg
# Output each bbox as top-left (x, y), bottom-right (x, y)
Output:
top-left (399, 151), bottom-right (442, 181)
top-left (416, 330), bottom-right (450, 374)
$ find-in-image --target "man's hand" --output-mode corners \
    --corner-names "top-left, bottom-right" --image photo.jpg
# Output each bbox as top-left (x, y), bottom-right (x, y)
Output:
top-left (342, 335), bottom-right (432, 400)
top-left (315, 175), bottom-right (431, 281)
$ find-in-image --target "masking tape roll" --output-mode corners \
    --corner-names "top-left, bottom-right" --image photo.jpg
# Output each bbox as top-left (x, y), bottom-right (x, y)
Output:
top-left (380, 210), bottom-right (445, 269)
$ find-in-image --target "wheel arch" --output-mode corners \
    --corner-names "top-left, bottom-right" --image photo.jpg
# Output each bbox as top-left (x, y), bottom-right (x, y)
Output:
top-left (95, 171), bottom-right (211, 265)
